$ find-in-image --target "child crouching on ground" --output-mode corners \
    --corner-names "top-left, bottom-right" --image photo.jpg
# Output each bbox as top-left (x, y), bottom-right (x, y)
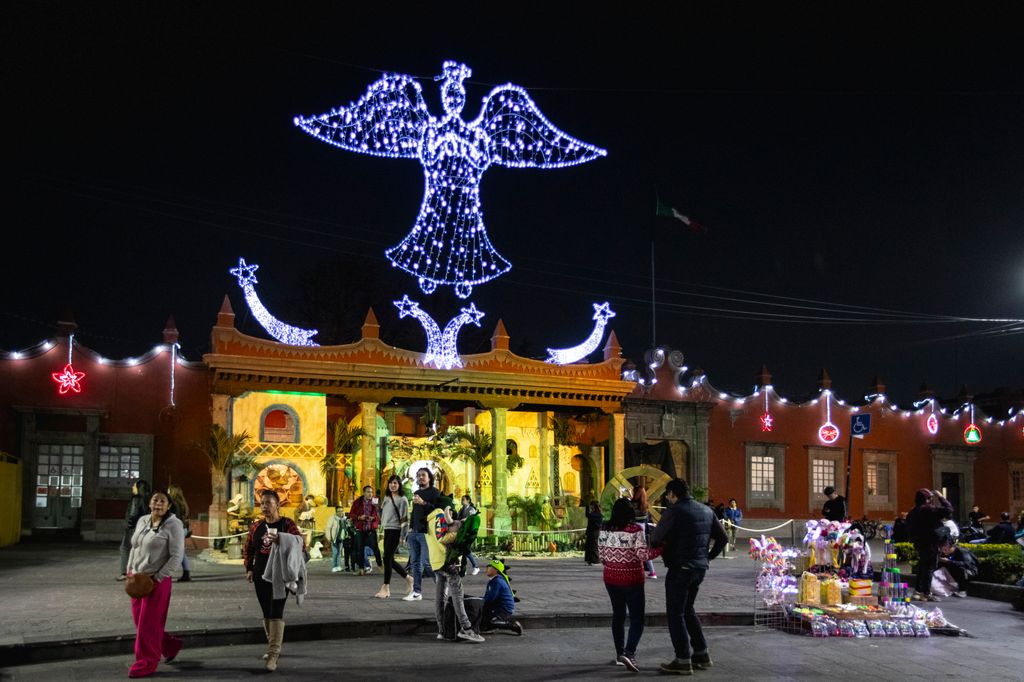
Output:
top-left (481, 558), bottom-right (523, 635)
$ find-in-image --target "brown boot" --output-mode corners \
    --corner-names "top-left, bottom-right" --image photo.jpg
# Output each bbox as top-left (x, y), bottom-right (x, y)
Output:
top-left (261, 619), bottom-right (270, 660)
top-left (265, 619), bottom-right (284, 671)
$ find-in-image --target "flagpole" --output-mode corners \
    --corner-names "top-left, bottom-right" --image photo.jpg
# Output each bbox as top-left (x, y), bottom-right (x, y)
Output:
top-left (650, 238), bottom-right (657, 349)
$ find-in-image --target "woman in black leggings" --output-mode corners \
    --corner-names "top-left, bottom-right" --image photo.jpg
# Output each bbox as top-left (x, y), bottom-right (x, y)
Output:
top-left (244, 489), bottom-right (302, 671)
top-left (375, 475), bottom-right (412, 599)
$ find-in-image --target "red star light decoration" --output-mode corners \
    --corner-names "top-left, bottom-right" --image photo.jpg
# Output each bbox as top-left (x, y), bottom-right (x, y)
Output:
top-left (760, 412), bottom-right (773, 432)
top-left (52, 363), bottom-right (85, 395)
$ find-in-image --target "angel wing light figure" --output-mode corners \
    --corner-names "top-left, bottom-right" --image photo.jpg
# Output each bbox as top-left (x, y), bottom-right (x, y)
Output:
top-left (295, 61), bottom-right (607, 298)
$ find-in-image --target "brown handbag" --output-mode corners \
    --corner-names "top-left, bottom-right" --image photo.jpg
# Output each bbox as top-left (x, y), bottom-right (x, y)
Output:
top-left (125, 573), bottom-right (155, 599)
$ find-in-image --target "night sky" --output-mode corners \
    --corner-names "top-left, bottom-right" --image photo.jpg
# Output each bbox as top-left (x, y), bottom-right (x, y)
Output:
top-left (5, 5), bottom-right (1024, 406)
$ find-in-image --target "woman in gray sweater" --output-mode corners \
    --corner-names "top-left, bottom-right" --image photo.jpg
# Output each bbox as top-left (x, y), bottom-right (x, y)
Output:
top-left (126, 489), bottom-right (185, 678)
top-left (375, 474), bottom-right (412, 599)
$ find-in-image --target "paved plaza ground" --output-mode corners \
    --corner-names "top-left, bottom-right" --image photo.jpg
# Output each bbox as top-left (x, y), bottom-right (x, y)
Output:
top-left (1, 541), bottom-right (1022, 678)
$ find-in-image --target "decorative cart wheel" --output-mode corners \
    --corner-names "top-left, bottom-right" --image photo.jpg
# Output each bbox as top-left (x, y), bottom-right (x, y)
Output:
top-left (599, 465), bottom-right (673, 522)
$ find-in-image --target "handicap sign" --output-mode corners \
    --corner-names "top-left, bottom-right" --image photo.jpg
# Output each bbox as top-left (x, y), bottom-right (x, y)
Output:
top-left (851, 414), bottom-right (871, 436)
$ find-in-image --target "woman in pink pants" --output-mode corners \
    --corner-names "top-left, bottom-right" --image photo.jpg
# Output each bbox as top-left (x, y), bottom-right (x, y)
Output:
top-left (126, 489), bottom-right (185, 678)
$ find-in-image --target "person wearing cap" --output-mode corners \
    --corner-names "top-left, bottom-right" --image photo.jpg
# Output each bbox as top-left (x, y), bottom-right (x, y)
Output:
top-left (821, 486), bottom-right (847, 522)
top-left (905, 488), bottom-right (954, 602)
top-left (481, 558), bottom-right (523, 636)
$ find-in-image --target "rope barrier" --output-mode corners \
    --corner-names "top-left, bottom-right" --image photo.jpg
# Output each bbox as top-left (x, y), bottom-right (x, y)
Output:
top-left (481, 527), bottom-right (586, 535)
top-left (726, 519), bottom-right (795, 533)
top-left (189, 532), bottom-right (248, 540)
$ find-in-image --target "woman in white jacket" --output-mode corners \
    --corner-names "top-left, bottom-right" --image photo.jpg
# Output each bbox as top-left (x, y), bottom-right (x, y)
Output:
top-left (125, 489), bottom-right (185, 678)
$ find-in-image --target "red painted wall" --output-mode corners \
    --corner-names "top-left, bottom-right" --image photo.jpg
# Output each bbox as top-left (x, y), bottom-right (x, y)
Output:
top-left (0, 336), bottom-right (211, 519)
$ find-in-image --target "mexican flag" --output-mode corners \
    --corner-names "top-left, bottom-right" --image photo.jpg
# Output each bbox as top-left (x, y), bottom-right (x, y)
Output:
top-left (655, 197), bottom-right (707, 234)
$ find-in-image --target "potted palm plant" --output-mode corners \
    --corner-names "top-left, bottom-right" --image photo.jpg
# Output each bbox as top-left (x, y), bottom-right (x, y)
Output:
top-left (198, 424), bottom-right (252, 549)
top-left (326, 418), bottom-right (369, 506)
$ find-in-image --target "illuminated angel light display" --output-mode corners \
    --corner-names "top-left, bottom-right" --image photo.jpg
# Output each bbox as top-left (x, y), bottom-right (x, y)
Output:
top-left (295, 61), bottom-right (607, 298)
top-left (229, 258), bottom-right (319, 346)
top-left (394, 295), bottom-right (485, 370)
top-left (52, 333), bottom-right (85, 395)
top-left (545, 302), bottom-right (615, 364)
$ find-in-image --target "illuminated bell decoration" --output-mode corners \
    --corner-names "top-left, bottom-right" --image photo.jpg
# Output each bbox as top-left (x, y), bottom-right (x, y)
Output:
top-left (294, 60), bottom-right (607, 298)
top-left (230, 258), bottom-right (319, 346)
top-left (963, 423), bottom-right (983, 444)
top-left (926, 413), bottom-right (939, 435)
top-left (52, 363), bottom-right (85, 395)
top-left (760, 413), bottom-right (774, 432)
top-left (818, 422), bottom-right (840, 444)
top-left (394, 294), bottom-right (484, 370)
top-left (545, 302), bottom-right (615, 364)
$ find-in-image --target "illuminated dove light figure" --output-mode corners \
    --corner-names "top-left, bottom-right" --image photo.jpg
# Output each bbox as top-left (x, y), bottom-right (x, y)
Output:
top-left (295, 61), bottom-right (606, 299)
top-left (394, 295), bottom-right (485, 370)
top-left (545, 302), bottom-right (616, 365)
top-left (229, 258), bottom-right (319, 346)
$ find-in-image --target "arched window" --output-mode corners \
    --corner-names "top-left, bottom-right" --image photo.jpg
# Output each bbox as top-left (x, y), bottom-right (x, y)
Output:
top-left (261, 406), bottom-right (299, 443)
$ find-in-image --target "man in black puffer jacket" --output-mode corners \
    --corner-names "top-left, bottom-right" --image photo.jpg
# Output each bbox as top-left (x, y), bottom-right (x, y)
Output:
top-left (651, 479), bottom-right (728, 675)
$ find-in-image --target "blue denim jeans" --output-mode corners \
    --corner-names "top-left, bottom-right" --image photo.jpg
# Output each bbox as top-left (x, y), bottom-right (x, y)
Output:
top-left (665, 567), bottom-right (707, 660)
top-left (407, 531), bottom-right (433, 593)
top-left (332, 539), bottom-right (345, 569)
top-left (605, 583), bottom-right (646, 657)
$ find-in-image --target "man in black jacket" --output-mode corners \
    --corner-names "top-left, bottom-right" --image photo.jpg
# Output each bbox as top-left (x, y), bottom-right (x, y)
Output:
top-left (986, 512), bottom-right (1015, 545)
top-left (651, 479), bottom-right (728, 675)
top-left (906, 488), bottom-right (954, 602)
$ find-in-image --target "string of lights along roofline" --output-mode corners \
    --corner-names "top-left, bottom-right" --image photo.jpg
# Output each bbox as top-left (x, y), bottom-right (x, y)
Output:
top-left (5, 333), bottom-right (1022, 443)
top-left (626, 350), bottom-right (1024, 445)
top-left (6, 334), bottom-right (197, 406)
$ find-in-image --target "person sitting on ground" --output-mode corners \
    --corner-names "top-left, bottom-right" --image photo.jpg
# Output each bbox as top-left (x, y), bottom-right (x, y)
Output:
top-left (938, 541), bottom-right (978, 598)
top-left (987, 512), bottom-right (1016, 544)
top-left (821, 486), bottom-right (847, 522)
top-left (481, 558), bottom-right (522, 636)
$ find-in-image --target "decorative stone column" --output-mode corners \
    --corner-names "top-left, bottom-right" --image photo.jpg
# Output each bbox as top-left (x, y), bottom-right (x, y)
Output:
top-left (608, 412), bottom-right (625, 477)
top-left (537, 412), bottom-right (550, 496)
top-left (690, 405), bottom-right (710, 489)
top-left (489, 406), bottom-right (511, 535)
top-left (359, 401), bottom-right (379, 492)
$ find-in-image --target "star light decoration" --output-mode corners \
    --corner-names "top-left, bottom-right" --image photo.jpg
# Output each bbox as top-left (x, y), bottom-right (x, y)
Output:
top-left (52, 333), bottom-right (85, 395)
top-left (295, 61), bottom-right (607, 299)
top-left (545, 302), bottom-right (615, 364)
top-left (760, 384), bottom-right (774, 432)
top-left (393, 295), bottom-right (485, 370)
top-left (229, 258), bottom-right (319, 346)
top-left (52, 363), bottom-right (85, 395)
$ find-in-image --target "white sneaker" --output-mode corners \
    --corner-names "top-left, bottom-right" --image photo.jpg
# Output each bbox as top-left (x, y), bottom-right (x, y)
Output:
top-left (402, 592), bottom-right (422, 601)
top-left (457, 629), bottom-right (485, 643)
top-left (436, 633), bottom-right (445, 640)
top-left (472, 567), bottom-right (480, 576)
top-left (331, 567), bottom-right (342, 573)
top-left (953, 591), bottom-right (967, 598)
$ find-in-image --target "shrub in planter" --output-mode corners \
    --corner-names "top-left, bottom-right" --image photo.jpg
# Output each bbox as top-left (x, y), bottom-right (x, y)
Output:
top-left (894, 542), bottom-right (1024, 584)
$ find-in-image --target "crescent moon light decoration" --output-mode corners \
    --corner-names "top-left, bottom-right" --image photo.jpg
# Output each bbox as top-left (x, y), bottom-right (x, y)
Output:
top-left (229, 258), bottom-right (319, 346)
top-left (545, 302), bottom-right (615, 365)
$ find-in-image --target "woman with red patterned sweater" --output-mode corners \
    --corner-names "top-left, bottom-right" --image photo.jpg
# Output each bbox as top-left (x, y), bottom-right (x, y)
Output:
top-left (599, 497), bottom-right (662, 673)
